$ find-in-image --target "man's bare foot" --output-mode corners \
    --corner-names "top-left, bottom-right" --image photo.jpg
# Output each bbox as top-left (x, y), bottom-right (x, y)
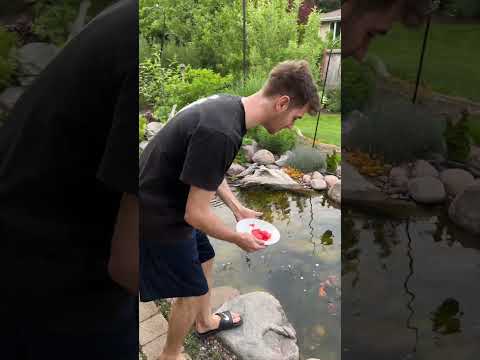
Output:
top-left (196, 312), bottom-right (242, 334)
top-left (157, 353), bottom-right (188, 360)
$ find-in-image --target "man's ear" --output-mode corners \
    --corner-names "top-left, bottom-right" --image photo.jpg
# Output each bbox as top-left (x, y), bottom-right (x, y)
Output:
top-left (275, 95), bottom-right (290, 112)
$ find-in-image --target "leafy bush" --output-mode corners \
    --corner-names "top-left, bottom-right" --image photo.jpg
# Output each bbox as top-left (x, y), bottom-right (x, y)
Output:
top-left (140, 57), bottom-right (233, 121)
top-left (326, 150), bottom-right (341, 173)
top-left (342, 58), bottom-right (375, 116)
top-left (344, 98), bottom-right (446, 163)
top-left (0, 28), bottom-right (18, 92)
top-left (253, 126), bottom-right (296, 155)
top-left (444, 111), bottom-right (472, 163)
top-left (287, 144), bottom-right (326, 173)
top-left (228, 71), bottom-right (267, 97)
top-left (32, 0), bottom-right (116, 45)
top-left (324, 88), bottom-right (341, 113)
top-left (139, 114), bottom-right (147, 141)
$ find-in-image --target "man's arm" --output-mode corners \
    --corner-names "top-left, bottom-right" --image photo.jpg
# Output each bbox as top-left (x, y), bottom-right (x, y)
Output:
top-left (108, 193), bottom-right (138, 295)
top-left (185, 185), bottom-right (265, 252)
top-left (216, 178), bottom-right (263, 221)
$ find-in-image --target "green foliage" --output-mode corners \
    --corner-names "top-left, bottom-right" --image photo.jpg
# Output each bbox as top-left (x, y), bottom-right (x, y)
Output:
top-left (444, 111), bottom-right (472, 163)
top-left (139, 114), bottom-right (147, 142)
top-left (0, 28), bottom-right (18, 91)
top-left (140, 0), bottom-right (324, 80)
top-left (140, 55), bottom-right (233, 121)
top-left (234, 148), bottom-right (249, 166)
top-left (326, 150), bottom-right (341, 173)
top-left (253, 126), bottom-right (297, 155)
top-left (344, 100), bottom-right (446, 163)
top-left (324, 88), bottom-right (341, 113)
top-left (342, 58), bottom-right (375, 115)
top-left (287, 144), bottom-right (326, 173)
top-left (32, 0), bottom-right (116, 46)
top-left (228, 72), bottom-right (268, 97)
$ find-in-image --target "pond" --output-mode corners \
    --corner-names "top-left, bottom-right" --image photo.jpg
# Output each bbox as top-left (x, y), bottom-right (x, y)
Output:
top-left (342, 207), bottom-right (480, 360)
top-left (210, 188), bottom-right (341, 360)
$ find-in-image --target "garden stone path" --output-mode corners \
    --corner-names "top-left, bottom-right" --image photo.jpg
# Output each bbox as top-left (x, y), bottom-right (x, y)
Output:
top-left (139, 301), bottom-right (171, 360)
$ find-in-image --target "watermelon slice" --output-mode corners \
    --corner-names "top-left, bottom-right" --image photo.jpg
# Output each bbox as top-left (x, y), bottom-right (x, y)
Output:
top-left (252, 229), bottom-right (271, 241)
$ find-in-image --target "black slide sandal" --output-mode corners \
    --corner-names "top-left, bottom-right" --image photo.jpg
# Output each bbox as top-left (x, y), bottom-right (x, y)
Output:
top-left (195, 311), bottom-right (243, 339)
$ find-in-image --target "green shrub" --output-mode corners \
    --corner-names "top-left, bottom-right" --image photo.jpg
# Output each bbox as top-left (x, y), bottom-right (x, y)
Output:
top-left (326, 150), bottom-right (341, 173)
top-left (344, 98), bottom-right (446, 163)
top-left (0, 28), bottom-right (18, 92)
top-left (254, 126), bottom-right (296, 155)
top-left (325, 88), bottom-right (341, 113)
top-left (140, 57), bottom-right (233, 122)
top-left (139, 114), bottom-right (147, 141)
top-left (227, 72), bottom-right (267, 97)
top-left (287, 145), bottom-right (326, 173)
top-left (444, 111), bottom-right (472, 163)
top-left (32, 0), bottom-right (116, 46)
top-left (342, 58), bottom-right (374, 115)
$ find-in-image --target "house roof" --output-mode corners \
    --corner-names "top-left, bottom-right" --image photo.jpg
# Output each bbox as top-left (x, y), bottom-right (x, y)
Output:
top-left (322, 9), bottom-right (341, 22)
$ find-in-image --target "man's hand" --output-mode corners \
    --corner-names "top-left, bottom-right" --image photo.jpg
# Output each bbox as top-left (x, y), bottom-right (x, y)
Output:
top-left (234, 205), bottom-right (263, 222)
top-left (234, 232), bottom-right (266, 252)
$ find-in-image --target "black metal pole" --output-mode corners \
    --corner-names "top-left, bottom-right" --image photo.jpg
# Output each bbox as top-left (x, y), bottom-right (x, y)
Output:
top-left (412, 15), bottom-right (431, 104)
top-left (242, 0), bottom-right (247, 86)
top-left (312, 47), bottom-right (334, 148)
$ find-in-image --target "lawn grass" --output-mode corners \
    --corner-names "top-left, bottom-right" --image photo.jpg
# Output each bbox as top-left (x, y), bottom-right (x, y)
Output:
top-left (295, 113), bottom-right (341, 146)
top-left (369, 21), bottom-right (480, 103)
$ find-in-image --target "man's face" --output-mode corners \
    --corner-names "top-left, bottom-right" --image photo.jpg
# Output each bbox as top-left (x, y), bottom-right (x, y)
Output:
top-left (343, 0), bottom-right (405, 61)
top-left (264, 95), bottom-right (309, 134)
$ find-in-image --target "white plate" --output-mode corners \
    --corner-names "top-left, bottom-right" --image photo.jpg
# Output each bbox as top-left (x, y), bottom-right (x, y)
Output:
top-left (236, 218), bottom-right (280, 246)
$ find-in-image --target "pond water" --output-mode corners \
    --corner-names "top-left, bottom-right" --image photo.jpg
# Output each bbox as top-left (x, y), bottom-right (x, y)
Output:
top-left (210, 188), bottom-right (341, 360)
top-left (342, 208), bottom-right (480, 360)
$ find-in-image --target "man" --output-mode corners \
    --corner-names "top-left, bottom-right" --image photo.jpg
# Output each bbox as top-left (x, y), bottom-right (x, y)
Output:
top-left (342, 0), bottom-right (433, 61)
top-left (0, 1), bottom-right (138, 359)
top-left (139, 60), bottom-right (320, 360)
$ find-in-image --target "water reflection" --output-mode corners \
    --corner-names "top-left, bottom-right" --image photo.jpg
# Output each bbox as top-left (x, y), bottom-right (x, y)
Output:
top-left (342, 209), bottom-right (480, 360)
top-left (211, 189), bottom-right (341, 360)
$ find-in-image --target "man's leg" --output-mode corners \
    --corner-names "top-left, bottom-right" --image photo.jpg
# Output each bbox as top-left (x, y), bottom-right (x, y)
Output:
top-left (195, 258), bottom-right (241, 333)
top-left (160, 296), bottom-right (200, 360)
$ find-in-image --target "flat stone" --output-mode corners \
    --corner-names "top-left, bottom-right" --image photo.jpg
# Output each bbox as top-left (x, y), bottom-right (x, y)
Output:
top-left (141, 334), bottom-right (167, 360)
top-left (0, 87), bottom-right (24, 111)
top-left (412, 159), bottom-right (439, 178)
top-left (140, 313), bottom-right (168, 346)
top-left (408, 176), bottom-right (446, 204)
top-left (211, 286), bottom-right (241, 312)
top-left (16, 42), bottom-right (59, 76)
top-left (228, 163), bottom-right (246, 176)
top-left (140, 301), bottom-right (159, 322)
top-left (324, 175), bottom-right (339, 188)
top-left (311, 178), bottom-right (327, 191)
top-left (440, 168), bottom-right (475, 196)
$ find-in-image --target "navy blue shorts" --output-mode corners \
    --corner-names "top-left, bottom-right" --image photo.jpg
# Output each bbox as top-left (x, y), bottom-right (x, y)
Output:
top-left (140, 229), bottom-right (215, 301)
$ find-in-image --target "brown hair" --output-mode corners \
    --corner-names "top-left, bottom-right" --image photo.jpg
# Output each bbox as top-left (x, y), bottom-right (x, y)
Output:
top-left (262, 60), bottom-right (320, 115)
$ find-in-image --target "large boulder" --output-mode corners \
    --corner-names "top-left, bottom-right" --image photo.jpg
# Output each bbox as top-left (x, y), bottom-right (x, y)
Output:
top-left (145, 121), bottom-right (163, 140)
top-left (16, 42), bottom-right (59, 83)
top-left (440, 168), bottom-right (475, 197)
top-left (228, 163), bottom-right (246, 177)
top-left (239, 166), bottom-right (309, 193)
top-left (448, 181), bottom-right (480, 235)
top-left (0, 87), bottom-right (24, 111)
top-left (252, 149), bottom-right (275, 165)
top-left (328, 181), bottom-right (341, 203)
top-left (408, 177), bottom-right (446, 204)
top-left (215, 292), bottom-right (299, 360)
top-left (412, 160), bottom-right (439, 178)
top-left (389, 166), bottom-right (409, 188)
top-left (324, 175), bottom-right (339, 188)
top-left (211, 286), bottom-right (241, 313)
top-left (311, 179), bottom-right (327, 191)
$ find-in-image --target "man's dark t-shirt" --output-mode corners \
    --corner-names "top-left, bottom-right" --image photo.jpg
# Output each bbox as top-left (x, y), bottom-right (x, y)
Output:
top-left (140, 95), bottom-right (246, 245)
top-left (0, 0), bottom-right (137, 324)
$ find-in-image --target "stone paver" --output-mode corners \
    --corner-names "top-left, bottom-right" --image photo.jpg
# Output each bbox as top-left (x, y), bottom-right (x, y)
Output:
top-left (140, 313), bottom-right (169, 346)
top-left (141, 333), bottom-right (167, 360)
top-left (140, 301), bottom-right (159, 322)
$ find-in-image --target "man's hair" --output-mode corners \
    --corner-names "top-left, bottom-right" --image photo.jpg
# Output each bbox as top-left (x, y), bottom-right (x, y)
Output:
top-left (262, 60), bottom-right (320, 115)
top-left (346, 0), bottom-right (433, 26)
